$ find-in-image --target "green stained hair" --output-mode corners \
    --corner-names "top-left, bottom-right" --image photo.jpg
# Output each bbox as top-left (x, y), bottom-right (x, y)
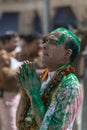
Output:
top-left (51, 27), bottom-right (81, 63)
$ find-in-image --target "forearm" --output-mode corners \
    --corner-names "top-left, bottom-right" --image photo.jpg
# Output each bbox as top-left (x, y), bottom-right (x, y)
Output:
top-left (6, 68), bottom-right (18, 79)
top-left (0, 67), bottom-right (18, 81)
top-left (0, 67), bottom-right (19, 91)
top-left (16, 92), bottom-right (30, 130)
top-left (30, 89), bottom-right (46, 127)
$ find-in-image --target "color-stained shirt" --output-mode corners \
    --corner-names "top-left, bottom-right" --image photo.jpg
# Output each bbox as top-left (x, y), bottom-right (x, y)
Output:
top-left (40, 72), bottom-right (83, 130)
top-left (24, 71), bottom-right (83, 130)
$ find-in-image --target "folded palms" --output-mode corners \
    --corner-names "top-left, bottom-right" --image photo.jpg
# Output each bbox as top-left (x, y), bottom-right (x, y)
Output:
top-left (17, 61), bottom-right (41, 96)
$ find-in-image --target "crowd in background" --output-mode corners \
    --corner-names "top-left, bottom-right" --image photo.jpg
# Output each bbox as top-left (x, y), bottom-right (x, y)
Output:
top-left (0, 31), bottom-right (45, 130)
top-left (0, 28), bottom-right (87, 130)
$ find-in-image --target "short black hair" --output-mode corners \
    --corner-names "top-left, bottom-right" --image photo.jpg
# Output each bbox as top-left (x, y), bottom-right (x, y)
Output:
top-left (51, 27), bottom-right (80, 63)
top-left (21, 33), bottom-right (41, 44)
top-left (65, 38), bottom-right (80, 63)
top-left (1, 31), bottom-right (18, 44)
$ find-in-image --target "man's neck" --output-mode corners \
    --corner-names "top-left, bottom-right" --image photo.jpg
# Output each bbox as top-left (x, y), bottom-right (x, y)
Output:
top-left (47, 67), bottom-right (56, 72)
top-left (47, 63), bottom-right (70, 72)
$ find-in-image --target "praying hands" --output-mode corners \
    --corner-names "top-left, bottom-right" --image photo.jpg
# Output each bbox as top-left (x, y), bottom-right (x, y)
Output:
top-left (17, 61), bottom-right (41, 97)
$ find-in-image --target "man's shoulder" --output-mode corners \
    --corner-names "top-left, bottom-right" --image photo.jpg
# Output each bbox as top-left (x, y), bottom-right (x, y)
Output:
top-left (56, 74), bottom-right (81, 100)
top-left (61, 73), bottom-right (80, 90)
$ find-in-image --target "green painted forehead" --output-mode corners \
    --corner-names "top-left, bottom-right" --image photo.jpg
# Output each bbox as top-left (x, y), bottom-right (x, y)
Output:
top-left (46, 33), bottom-right (65, 45)
top-left (51, 27), bottom-right (80, 52)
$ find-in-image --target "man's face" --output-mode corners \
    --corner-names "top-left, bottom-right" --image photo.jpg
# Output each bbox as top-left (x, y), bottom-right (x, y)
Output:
top-left (22, 39), bottom-right (42, 55)
top-left (42, 33), bottom-right (67, 69)
top-left (31, 39), bottom-right (42, 54)
top-left (4, 36), bottom-right (19, 52)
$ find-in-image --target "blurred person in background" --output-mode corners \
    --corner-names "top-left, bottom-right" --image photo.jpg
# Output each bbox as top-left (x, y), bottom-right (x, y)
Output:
top-left (1, 31), bottom-right (21, 57)
top-left (16, 33), bottom-right (45, 74)
top-left (0, 32), bottom-right (22, 130)
top-left (16, 33), bottom-right (46, 130)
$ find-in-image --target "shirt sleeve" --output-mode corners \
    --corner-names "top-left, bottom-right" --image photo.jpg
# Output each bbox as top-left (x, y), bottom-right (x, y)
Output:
top-left (40, 85), bottom-right (81, 130)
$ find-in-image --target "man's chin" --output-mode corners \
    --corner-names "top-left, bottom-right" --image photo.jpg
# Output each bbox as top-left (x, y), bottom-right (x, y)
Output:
top-left (5, 61), bottom-right (10, 67)
top-left (42, 59), bottom-right (49, 67)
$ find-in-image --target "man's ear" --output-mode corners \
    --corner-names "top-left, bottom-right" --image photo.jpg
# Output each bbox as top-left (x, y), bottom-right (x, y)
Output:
top-left (65, 49), bottom-right (72, 57)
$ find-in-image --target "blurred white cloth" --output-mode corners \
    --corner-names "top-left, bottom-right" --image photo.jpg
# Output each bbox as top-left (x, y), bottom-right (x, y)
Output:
top-left (10, 57), bottom-right (23, 70)
top-left (0, 93), bottom-right (20, 130)
top-left (12, 46), bottom-right (22, 55)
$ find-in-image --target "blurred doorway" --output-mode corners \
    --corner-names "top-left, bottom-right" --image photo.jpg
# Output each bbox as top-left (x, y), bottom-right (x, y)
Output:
top-left (0, 12), bottom-right (19, 34)
top-left (52, 6), bottom-right (78, 29)
top-left (33, 11), bottom-right (42, 34)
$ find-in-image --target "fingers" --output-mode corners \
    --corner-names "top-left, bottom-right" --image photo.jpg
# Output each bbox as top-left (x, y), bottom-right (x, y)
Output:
top-left (19, 61), bottom-right (30, 80)
top-left (17, 71), bottom-right (24, 87)
top-left (17, 71), bottom-right (29, 92)
top-left (17, 61), bottom-right (37, 84)
top-left (21, 61), bottom-right (28, 75)
top-left (26, 61), bottom-right (32, 77)
top-left (23, 61), bottom-right (36, 79)
top-left (16, 61), bottom-right (40, 96)
top-left (31, 62), bottom-right (36, 77)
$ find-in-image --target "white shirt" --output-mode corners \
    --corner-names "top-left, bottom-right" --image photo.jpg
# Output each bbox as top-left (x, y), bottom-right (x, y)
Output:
top-left (40, 71), bottom-right (55, 95)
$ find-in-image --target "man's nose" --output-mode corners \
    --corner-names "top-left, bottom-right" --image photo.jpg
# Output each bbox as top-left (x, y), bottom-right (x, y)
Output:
top-left (42, 43), bottom-right (48, 51)
top-left (40, 42), bottom-right (44, 49)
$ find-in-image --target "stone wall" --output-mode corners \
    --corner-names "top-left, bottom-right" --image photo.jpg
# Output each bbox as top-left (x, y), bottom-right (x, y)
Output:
top-left (0, 0), bottom-right (87, 33)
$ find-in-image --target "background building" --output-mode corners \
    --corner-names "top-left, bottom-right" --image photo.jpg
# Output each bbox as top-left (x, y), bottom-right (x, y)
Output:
top-left (0, 0), bottom-right (87, 34)
top-left (0, 1), bottom-right (87, 130)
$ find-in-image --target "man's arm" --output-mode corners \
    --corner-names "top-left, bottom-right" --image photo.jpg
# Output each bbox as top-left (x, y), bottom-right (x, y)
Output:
top-left (30, 88), bottom-right (46, 127)
top-left (0, 67), bottom-right (18, 79)
top-left (16, 89), bottom-right (30, 130)
top-left (17, 61), bottom-right (46, 127)
top-left (0, 67), bottom-right (19, 91)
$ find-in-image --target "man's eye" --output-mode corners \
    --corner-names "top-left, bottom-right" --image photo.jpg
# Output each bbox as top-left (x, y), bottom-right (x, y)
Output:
top-left (42, 39), bottom-right (48, 44)
top-left (49, 39), bottom-right (56, 44)
top-left (50, 39), bottom-right (55, 42)
top-left (42, 40), bottom-right (45, 44)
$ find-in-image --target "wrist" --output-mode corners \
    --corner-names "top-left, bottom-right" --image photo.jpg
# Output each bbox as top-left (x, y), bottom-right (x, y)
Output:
top-left (29, 89), bottom-right (39, 98)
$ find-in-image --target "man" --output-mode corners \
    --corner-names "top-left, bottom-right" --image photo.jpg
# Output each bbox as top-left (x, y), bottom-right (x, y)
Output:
top-left (16, 33), bottom-right (45, 75)
top-left (0, 49), bottom-right (22, 130)
top-left (17, 27), bottom-right (83, 130)
top-left (1, 31), bottom-right (21, 57)
top-left (16, 33), bottom-right (44, 69)
top-left (0, 32), bottom-right (22, 130)
top-left (72, 31), bottom-right (87, 130)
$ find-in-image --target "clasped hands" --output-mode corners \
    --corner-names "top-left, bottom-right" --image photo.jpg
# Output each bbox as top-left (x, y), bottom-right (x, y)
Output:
top-left (17, 61), bottom-right (41, 97)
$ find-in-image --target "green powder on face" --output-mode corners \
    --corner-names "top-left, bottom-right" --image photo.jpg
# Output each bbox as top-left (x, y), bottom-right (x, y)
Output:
top-left (51, 27), bottom-right (80, 53)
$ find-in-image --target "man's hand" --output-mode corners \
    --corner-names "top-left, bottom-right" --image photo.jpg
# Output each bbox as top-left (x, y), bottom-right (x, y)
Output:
top-left (17, 61), bottom-right (41, 97)
top-left (17, 61), bottom-right (46, 127)
top-left (0, 50), bottom-right (10, 68)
